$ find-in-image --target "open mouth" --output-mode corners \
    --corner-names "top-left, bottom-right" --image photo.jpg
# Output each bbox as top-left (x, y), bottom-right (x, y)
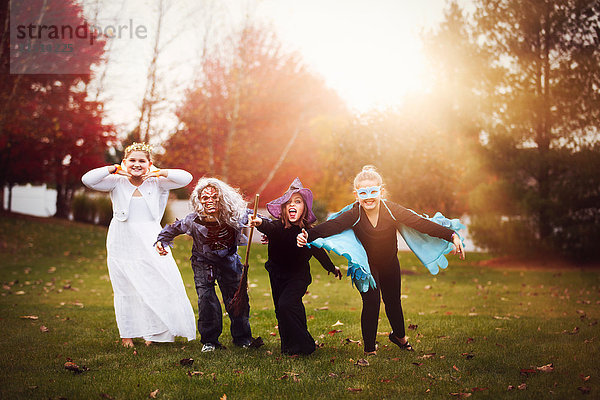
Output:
top-left (288, 208), bottom-right (297, 219)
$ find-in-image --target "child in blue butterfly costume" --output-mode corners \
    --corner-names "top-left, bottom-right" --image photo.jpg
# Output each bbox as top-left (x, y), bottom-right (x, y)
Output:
top-left (298, 166), bottom-right (465, 355)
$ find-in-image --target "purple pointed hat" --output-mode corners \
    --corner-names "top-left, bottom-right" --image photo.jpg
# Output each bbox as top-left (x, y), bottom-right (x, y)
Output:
top-left (266, 177), bottom-right (316, 224)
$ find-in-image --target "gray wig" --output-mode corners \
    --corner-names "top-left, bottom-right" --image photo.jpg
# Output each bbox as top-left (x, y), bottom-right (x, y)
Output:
top-left (190, 177), bottom-right (248, 228)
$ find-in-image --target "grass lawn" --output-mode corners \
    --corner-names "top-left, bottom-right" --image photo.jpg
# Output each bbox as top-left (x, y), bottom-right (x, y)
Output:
top-left (0, 213), bottom-right (598, 399)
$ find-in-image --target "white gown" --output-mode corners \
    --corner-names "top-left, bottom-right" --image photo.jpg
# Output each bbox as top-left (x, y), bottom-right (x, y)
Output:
top-left (107, 195), bottom-right (196, 341)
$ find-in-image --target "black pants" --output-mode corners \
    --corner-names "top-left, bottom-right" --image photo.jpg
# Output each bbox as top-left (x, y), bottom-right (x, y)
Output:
top-left (359, 258), bottom-right (405, 352)
top-left (269, 272), bottom-right (315, 355)
top-left (192, 261), bottom-right (252, 346)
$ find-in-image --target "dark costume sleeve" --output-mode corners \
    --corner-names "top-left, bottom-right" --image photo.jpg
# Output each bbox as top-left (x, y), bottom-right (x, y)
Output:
top-left (310, 247), bottom-right (336, 273)
top-left (156, 217), bottom-right (189, 247)
top-left (307, 203), bottom-right (359, 240)
top-left (256, 217), bottom-right (277, 237)
top-left (387, 202), bottom-right (455, 241)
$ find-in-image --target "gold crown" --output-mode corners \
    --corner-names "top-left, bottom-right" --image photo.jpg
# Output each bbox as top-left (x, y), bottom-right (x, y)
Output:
top-left (125, 142), bottom-right (153, 155)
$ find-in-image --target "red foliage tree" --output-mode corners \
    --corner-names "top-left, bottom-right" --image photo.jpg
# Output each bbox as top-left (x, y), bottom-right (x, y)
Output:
top-left (0, 0), bottom-right (114, 217)
top-left (160, 24), bottom-right (345, 203)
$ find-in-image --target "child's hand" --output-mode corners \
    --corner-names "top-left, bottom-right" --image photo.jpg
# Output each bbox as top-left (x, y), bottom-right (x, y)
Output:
top-left (297, 228), bottom-right (308, 247)
top-left (155, 241), bottom-right (169, 256)
top-left (451, 233), bottom-right (466, 260)
top-left (248, 216), bottom-right (262, 227)
top-left (260, 234), bottom-right (269, 244)
top-left (329, 266), bottom-right (342, 280)
top-left (142, 169), bottom-right (165, 181)
top-left (111, 164), bottom-right (130, 177)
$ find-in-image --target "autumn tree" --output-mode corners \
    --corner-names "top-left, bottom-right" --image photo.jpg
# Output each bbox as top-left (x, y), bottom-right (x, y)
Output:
top-left (0, 0), bottom-right (113, 216)
top-left (161, 23), bottom-right (345, 202)
top-left (467, 0), bottom-right (600, 260)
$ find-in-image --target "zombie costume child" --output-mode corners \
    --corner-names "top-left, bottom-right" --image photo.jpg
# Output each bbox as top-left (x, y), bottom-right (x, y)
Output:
top-left (156, 178), bottom-right (253, 352)
top-left (249, 178), bottom-right (341, 356)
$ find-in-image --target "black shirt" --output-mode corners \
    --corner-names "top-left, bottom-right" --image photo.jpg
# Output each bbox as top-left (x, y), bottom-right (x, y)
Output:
top-left (257, 219), bottom-right (336, 279)
top-left (308, 201), bottom-right (454, 268)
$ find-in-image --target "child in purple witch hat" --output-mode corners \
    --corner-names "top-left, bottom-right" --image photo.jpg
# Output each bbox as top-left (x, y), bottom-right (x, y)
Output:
top-left (248, 177), bottom-right (342, 356)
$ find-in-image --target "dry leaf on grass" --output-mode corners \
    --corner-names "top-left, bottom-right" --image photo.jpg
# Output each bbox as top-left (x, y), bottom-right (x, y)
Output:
top-left (149, 389), bottom-right (159, 398)
top-left (64, 361), bottom-right (89, 374)
top-left (180, 358), bottom-right (194, 366)
top-left (40, 325), bottom-right (49, 332)
top-left (347, 388), bottom-right (362, 392)
top-left (536, 363), bottom-right (554, 372)
top-left (20, 315), bottom-right (38, 320)
top-left (578, 386), bottom-right (591, 394)
top-left (355, 358), bottom-right (369, 367)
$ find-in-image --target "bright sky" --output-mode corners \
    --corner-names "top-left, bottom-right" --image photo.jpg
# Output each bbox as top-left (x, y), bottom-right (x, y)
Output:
top-left (85, 0), bottom-right (467, 134)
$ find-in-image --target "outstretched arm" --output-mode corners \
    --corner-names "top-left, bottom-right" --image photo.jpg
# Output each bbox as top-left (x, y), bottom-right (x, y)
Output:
top-left (311, 247), bottom-right (342, 280)
top-left (81, 166), bottom-right (126, 192)
top-left (155, 169), bottom-right (193, 190)
top-left (155, 218), bottom-right (188, 255)
top-left (297, 204), bottom-right (359, 247)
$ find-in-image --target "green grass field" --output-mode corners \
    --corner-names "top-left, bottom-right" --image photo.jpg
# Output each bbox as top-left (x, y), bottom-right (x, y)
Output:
top-left (0, 213), bottom-right (598, 399)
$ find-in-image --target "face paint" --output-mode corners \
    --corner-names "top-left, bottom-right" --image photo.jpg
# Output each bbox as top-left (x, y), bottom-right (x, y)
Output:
top-left (200, 186), bottom-right (219, 215)
top-left (356, 186), bottom-right (381, 200)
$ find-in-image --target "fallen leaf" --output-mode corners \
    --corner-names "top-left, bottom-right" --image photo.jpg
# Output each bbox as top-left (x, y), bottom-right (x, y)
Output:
top-left (347, 388), bottom-right (362, 392)
top-left (380, 378), bottom-right (392, 383)
top-left (187, 371), bottom-right (203, 376)
top-left (581, 375), bottom-right (590, 382)
top-left (563, 327), bottom-right (580, 335)
top-left (48, 267), bottom-right (56, 273)
top-left (328, 373), bottom-right (338, 378)
top-left (100, 394), bottom-right (114, 399)
top-left (424, 285), bottom-right (432, 290)
top-left (507, 385), bottom-right (515, 391)
top-left (149, 389), bottom-right (159, 398)
top-left (180, 358), bottom-right (194, 366)
top-left (412, 362), bottom-right (423, 366)
top-left (408, 324), bottom-right (418, 330)
top-left (578, 386), bottom-right (591, 394)
top-left (220, 394), bottom-right (227, 400)
top-left (40, 325), bottom-right (49, 333)
top-left (518, 383), bottom-right (527, 390)
top-left (332, 320), bottom-right (344, 326)
top-left (461, 352), bottom-right (474, 359)
top-left (344, 338), bottom-right (360, 344)
top-left (15, 291), bottom-right (25, 295)
top-left (466, 337), bottom-right (474, 343)
top-left (20, 315), bottom-right (39, 320)
top-left (471, 387), bottom-right (488, 392)
top-left (520, 368), bottom-right (537, 375)
top-left (536, 363), bottom-right (554, 372)
top-left (453, 365), bottom-right (460, 372)
top-left (316, 306), bottom-right (329, 311)
top-left (418, 353), bottom-right (436, 359)
top-left (355, 358), bottom-right (369, 367)
top-left (328, 329), bottom-right (342, 335)
top-left (450, 393), bottom-right (471, 398)
top-left (64, 361), bottom-right (88, 374)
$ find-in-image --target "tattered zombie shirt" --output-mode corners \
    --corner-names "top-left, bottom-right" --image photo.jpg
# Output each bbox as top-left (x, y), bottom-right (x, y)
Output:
top-left (156, 212), bottom-right (250, 274)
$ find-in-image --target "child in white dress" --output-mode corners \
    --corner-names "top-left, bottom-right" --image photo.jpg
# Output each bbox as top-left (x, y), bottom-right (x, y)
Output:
top-left (82, 142), bottom-right (196, 347)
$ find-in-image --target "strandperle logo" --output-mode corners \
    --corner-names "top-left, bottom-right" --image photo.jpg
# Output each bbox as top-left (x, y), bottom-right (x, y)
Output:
top-left (9, 0), bottom-right (147, 75)
top-left (14, 19), bottom-right (147, 46)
